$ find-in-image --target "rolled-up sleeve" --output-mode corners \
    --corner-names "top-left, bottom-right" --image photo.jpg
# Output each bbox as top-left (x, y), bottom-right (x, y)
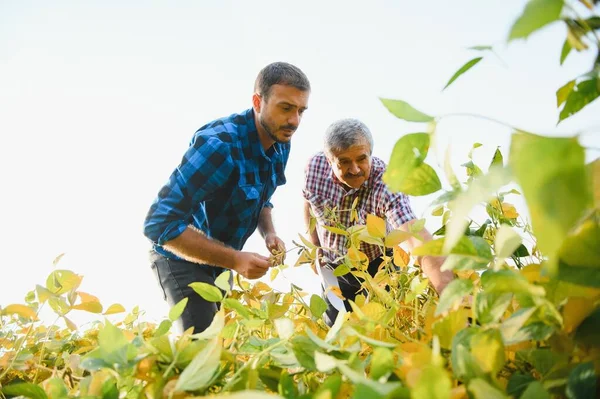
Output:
top-left (143, 135), bottom-right (234, 245)
top-left (385, 191), bottom-right (417, 230)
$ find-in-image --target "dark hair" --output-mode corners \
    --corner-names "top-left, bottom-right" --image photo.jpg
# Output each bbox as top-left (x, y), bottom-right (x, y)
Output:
top-left (254, 62), bottom-right (311, 99)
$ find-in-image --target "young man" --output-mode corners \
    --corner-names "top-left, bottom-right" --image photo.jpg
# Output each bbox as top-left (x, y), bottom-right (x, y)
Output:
top-left (303, 118), bottom-right (453, 325)
top-left (144, 62), bottom-right (310, 333)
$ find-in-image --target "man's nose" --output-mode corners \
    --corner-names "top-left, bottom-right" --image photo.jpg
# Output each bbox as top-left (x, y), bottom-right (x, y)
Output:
top-left (348, 162), bottom-right (360, 174)
top-left (287, 111), bottom-right (301, 126)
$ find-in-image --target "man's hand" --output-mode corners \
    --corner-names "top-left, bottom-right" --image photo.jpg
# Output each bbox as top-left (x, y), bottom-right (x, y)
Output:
top-left (232, 252), bottom-right (271, 279)
top-left (420, 255), bottom-right (454, 293)
top-left (265, 233), bottom-right (286, 266)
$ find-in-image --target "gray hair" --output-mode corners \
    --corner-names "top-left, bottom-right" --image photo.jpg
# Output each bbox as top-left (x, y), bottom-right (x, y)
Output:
top-left (324, 118), bottom-right (373, 157)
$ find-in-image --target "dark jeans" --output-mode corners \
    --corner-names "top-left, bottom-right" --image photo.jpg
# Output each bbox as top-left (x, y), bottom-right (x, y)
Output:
top-left (150, 251), bottom-right (229, 334)
top-left (323, 256), bottom-right (386, 326)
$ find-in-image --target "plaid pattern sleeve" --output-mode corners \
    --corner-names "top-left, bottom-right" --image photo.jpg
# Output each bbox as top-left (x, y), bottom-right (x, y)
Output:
top-left (143, 134), bottom-right (234, 246)
top-left (382, 188), bottom-right (417, 230)
top-left (144, 108), bottom-right (289, 257)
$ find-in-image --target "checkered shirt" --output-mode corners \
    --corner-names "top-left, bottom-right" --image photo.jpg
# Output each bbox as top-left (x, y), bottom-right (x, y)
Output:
top-left (144, 108), bottom-right (289, 259)
top-left (303, 152), bottom-right (416, 264)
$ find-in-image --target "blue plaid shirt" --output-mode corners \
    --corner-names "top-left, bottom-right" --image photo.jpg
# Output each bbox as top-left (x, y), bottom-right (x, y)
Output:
top-left (144, 108), bottom-right (289, 259)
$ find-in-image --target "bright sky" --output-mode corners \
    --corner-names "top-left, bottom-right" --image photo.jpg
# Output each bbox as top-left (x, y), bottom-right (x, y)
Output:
top-left (1, 0), bottom-right (598, 326)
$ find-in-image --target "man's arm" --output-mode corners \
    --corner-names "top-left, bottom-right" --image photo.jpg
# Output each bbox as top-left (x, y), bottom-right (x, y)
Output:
top-left (400, 219), bottom-right (454, 293)
top-left (144, 136), bottom-right (270, 279)
top-left (163, 227), bottom-right (270, 280)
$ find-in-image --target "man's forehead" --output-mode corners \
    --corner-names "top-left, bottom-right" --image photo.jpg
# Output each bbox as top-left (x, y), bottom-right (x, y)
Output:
top-left (331, 142), bottom-right (371, 159)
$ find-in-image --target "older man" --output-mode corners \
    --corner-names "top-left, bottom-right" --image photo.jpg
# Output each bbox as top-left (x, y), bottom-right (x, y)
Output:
top-left (303, 118), bottom-right (453, 325)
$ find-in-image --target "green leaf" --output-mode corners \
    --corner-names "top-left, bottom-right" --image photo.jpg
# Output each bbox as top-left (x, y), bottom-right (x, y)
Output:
top-left (468, 45), bottom-right (493, 51)
top-left (574, 308), bottom-right (600, 347)
top-left (559, 78), bottom-right (600, 123)
top-left (169, 297), bottom-right (188, 321)
top-left (1, 383), bottom-right (48, 399)
top-left (412, 365), bottom-right (452, 399)
top-left (557, 80), bottom-right (576, 107)
top-left (558, 261), bottom-right (600, 288)
top-left (379, 98), bottom-right (434, 122)
top-left (495, 224), bottom-right (523, 262)
top-left (44, 377), bottom-right (69, 399)
top-left (387, 163), bottom-right (442, 195)
top-left (566, 362), bottom-right (597, 399)
top-left (508, 0), bottom-right (563, 41)
top-left (214, 270), bottom-right (232, 293)
top-left (500, 307), bottom-right (537, 343)
top-left (154, 319), bottom-right (172, 337)
top-left (560, 39), bottom-right (572, 65)
top-left (510, 132), bottom-right (589, 274)
top-left (274, 318), bottom-right (295, 340)
top-left (435, 279), bottom-right (474, 316)
top-left (333, 263), bottom-right (351, 277)
top-left (314, 351), bottom-right (337, 372)
top-left (309, 294), bottom-right (327, 318)
top-left (191, 309), bottom-right (225, 340)
top-left (451, 327), bottom-right (484, 380)
top-left (370, 347), bottom-right (395, 380)
top-left (490, 147), bottom-right (504, 168)
top-left (481, 270), bottom-right (545, 297)
top-left (96, 320), bottom-right (133, 367)
top-left (558, 218), bottom-right (600, 268)
top-left (521, 381), bottom-right (550, 399)
top-left (223, 298), bottom-right (251, 319)
top-left (291, 336), bottom-right (319, 371)
top-left (475, 292), bottom-right (513, 324)
top-left (507, 373), bottom-right (536, 399)
top-left (443, 57), bottom-right (483, 90)
top-left (444, 166), bottom-right (512, 253)
top-left (469, 378), bottom-right (509, 399)
top-left (189, 282), bottom-right (223, 302)
top-left (175, 337), bottom-right (222, 392)
top-left (384, 133), bottom-right (441, 195)
top-left (45, 269), bottom-right (82, 295)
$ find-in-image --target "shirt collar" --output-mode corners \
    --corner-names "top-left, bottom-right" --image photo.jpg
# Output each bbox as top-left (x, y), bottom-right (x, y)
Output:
top-left (246, 108), bottom-right (281, 161)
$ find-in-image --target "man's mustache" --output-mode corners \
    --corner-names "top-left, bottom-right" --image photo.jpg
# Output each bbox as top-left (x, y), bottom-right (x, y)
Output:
top-left (344, 172), bottom-right (365, 178)
top-left (280, 125), bottom-right (297, 132)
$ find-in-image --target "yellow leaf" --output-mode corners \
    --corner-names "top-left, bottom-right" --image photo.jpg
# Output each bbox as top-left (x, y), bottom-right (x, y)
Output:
top-left (73, 301), bottom-right (103, 313)
top-left (347, 246), bottom-right (368, 264)
top-left (2, 304), bottom-right (38, 320)
top-left (63, 316), bottom-right (77, 331)
top-left (562, 297), bottom-right (596, 333)
top-left (393, 246), bottom-right (410, 269)
top-left (360, 302), bottom-right (386, 321)
top-left (366, 214), bottom-right (387, 238)
top-left (103, 303), bottom-right (126, 315)
top-left (323, 225), bottom-right (349, 236)
top-left (385, 229), bottom-right (413, 247)
top-left (77, 291), bottom-right (101, 303)
top-left (326, 286), bottom-right (345, 300)
top-left (521, 264), bottom-right (549, 284)
top-left (501, 202), bottom-right (519, 219)
top-left (270, 268), bottom-right (279, 281)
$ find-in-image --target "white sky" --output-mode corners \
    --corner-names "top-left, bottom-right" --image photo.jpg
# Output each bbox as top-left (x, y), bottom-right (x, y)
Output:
top-left (1, 0), bottom-right (598, 325)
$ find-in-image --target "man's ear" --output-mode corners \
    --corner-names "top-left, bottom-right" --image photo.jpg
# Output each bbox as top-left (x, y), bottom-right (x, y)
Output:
top-left (252, 93), bottom-right (262, 113)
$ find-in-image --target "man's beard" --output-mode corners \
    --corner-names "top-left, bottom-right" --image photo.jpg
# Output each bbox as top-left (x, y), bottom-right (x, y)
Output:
top-left (260, 116), bottom-right (296, 144)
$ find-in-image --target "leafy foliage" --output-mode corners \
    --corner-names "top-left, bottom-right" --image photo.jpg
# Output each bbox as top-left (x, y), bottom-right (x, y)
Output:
top-left (1, 2), bottom-right (599, 398)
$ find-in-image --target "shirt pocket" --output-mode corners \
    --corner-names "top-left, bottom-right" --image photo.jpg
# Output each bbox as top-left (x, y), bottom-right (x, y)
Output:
top-left (229, 183), bottom-right (263, 221)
